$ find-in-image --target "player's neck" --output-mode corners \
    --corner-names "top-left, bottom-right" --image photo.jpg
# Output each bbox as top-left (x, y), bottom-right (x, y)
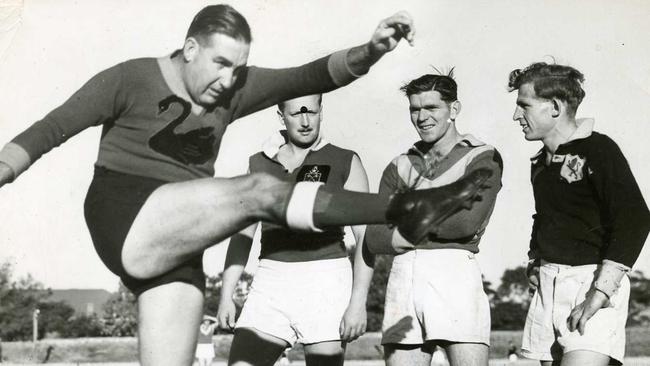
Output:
top-left (428, 126), bottom-right (462, 158)
top-left (160, 54), bottom-right (207, 116)
top-left (277, 140), bottom-right (316, 172)
top-left (542, 117), bottom-right (577, 155)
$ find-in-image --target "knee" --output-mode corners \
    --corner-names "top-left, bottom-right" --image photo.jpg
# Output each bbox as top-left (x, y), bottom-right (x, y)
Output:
top-left (241, 172), bottom-right (285, 208)
top-left (122, 243), bottom-right (160, 280)
top-left (246, 172), bottom-right (281, 191)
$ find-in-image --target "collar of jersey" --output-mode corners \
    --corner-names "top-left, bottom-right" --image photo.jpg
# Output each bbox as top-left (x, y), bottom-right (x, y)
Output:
top-left (262, 130), bottom-right (328, 159)
top-left (409, 133), bottom-right (486, 157)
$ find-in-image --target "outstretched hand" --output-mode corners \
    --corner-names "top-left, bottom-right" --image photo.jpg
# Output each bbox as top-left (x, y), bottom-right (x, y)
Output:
top-left (0, 162), bottom-right (13, 188)
top-left (369, 11), bottom-right (415, 55)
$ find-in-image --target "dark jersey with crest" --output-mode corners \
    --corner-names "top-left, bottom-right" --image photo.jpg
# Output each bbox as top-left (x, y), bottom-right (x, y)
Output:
top-left (249, 143), bottom-right (355, 262)
top-left (529, 131), bottom-right (649, 267)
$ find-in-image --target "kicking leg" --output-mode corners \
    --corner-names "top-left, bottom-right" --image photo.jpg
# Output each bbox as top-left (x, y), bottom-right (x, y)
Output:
top-left (303, 341), bottom-right (346, 366)
top-left (228, 327), bottom-right (288, 366)
top-left (122, 173), bottom-right (290, 279)
top-left (123, 168), bottom-right (492, 279)
top-left (137, 282), bottom-right (204, 366)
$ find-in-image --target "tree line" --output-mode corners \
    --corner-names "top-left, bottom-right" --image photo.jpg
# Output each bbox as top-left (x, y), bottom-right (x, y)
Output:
top-left (1, 259), bottom-right (649, 341)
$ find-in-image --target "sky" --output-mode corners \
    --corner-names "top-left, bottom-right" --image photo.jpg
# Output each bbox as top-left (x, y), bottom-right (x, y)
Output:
top-left (0, 0), bottom-right (648, 292)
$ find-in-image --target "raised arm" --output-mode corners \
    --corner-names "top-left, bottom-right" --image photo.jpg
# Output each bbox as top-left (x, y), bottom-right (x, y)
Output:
top-left (217, 223), bottom-right (257, 330)
top-left (231, 11), bottom-right (415, 119)
top-left (0, 64), bottom-right (126, 187)
top-left (339, 154), bottom-right (372, 342)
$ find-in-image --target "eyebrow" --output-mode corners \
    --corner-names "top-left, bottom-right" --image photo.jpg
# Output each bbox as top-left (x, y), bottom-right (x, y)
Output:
top-left (213, 56), bottom-right (234, 66)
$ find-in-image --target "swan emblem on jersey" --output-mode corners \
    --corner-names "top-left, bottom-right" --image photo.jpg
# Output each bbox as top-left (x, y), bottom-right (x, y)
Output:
top-left (149, 95), bottom-right (216, 165)
top-left (560, 154), bottom-right (586, 183)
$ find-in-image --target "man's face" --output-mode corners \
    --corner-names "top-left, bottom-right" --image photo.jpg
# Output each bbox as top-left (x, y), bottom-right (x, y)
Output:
top-left (183, 33), bottom-right (250, 106)
top-left (408, 90), bottom-right (453, 144)
top-left (279, 95), bottom-right (322, 148)
top-left (513, 83), bottom-right (556, 141)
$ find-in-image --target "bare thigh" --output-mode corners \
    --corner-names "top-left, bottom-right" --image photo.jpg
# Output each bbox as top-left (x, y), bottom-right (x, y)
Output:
top-left (137, 281), bottom-right (204, 366)
top-left (443, 342), bottom-right (488, 366)
top-left (384, 344), bottom-right (433, 366)
top-left (122, 173), bottom-right (288, 279)
top-left (560, 350), bottom-right (611, 366)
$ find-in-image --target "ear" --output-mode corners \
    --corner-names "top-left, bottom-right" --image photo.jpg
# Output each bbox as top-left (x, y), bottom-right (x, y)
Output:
top-left (277, 110), bottom-right (285, 125)
top-left (550, 98), bottom-right (562, 118)
top-left (182, 37), bottom-right (200, 62)
top-left (450, 100), bottom-right (462, 120)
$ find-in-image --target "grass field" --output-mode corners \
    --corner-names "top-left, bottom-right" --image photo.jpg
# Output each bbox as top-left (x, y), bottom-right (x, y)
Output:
top-left (2, 328), bottom-right (649, 364)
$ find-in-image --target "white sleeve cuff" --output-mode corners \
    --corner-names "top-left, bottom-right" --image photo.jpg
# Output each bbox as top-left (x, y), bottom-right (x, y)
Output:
top-left (327, 48), bottom-right (363, 86)
top-left (285, 182), bottom-right (324, 232)
top-left (593, 260), bottom-right (629, 298)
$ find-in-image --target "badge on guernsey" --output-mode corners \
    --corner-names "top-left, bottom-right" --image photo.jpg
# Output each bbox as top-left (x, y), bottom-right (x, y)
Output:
top-left (297, 165), bottom-right (331, 183)
top-left (560, 154), bottom-right (586, 183)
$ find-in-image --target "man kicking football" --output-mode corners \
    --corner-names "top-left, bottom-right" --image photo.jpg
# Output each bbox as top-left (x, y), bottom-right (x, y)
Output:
top-left (0, 5), bottom-right (490, 365)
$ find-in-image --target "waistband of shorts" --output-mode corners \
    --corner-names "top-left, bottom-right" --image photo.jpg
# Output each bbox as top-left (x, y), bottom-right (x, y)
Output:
top-left (257, 257), bottom-right (351, 272)
top-left (540, 259), bottom-right (598, 273)
top-left (393, 248), bottom-right (476, 264)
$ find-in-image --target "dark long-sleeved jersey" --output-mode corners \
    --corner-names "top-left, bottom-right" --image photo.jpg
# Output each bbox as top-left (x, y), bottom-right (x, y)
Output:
top-left (0, 50), bottom-right (358, 182)
top-left (529, 119), bottom-right (650, 268)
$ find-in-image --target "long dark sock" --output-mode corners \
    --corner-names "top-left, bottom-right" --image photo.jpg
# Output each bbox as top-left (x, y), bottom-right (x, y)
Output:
top-left (228, 328), bottom-right (287, 366)
top-left (305, 352), bottom-right (345, 366)
top-left (312, 187), bottom-right (390, 227)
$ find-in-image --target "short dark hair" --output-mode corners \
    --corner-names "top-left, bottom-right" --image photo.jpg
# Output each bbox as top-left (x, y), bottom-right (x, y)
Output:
top-left (508, 62), bottom-right (585, 116)
top-left (186, 5), bottom-right (252, 45)
top-left (278, 94), bottom-right (322, 112)
top-left (400, 67), bottom-right (457, 103)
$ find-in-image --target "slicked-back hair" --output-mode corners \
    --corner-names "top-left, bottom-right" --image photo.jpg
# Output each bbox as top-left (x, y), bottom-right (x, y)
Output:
top-left (400, 68), bottom-right (457, 103)
top-left (278, 94), bottom-right (323, 113)
top-left (508, 62), bottom-right (585, 116)
top-left (186, 4), bottom-right (252, 45)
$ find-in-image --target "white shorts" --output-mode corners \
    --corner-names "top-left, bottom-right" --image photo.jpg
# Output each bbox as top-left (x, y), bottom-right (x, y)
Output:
top-left (381, 249), bottom-right (491, 345)
top-left (236, 257), bottom-right (352, 345)
top-left (195, 343), bottom-right (215, 359)
top-left (522, 261), bottom-right (630, 363)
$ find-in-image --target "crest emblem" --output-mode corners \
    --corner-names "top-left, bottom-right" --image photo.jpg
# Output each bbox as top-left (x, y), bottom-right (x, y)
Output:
top-left (297, 165), bottom-right (330, 183)
top-left (304, 166), bottom-right (322, 182)
top-left (560, 154), bottom-right (586, 183)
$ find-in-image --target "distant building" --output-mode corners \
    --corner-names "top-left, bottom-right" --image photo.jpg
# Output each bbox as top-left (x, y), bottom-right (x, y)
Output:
top-left (46, 289), bottom-right (112, 316)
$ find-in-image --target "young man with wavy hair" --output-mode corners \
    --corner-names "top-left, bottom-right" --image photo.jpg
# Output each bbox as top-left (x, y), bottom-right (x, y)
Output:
top-left (509, 62), bottom-right (650, 366)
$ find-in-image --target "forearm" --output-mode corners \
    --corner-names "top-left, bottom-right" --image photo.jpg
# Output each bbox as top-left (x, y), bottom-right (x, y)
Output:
top-left (220, 264), bottom-right (245, 302)
top-left (222, 231), bottom-right (255, 300)
top-left (344, 43), bottom-right (382, 79)
top-left (349, 236), bottom-right (375, 306)
top-left (591, 260), bottom-right (630, 299)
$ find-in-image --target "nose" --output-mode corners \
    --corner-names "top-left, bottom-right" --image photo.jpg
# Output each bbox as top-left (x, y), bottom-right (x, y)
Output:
top-left (218, 67), bottom-right (235, 90)
top-left (300, 113), bottom-right (310, 127)
top-left (513, 106), bottom-right (523, 121)
top-left (417, 109), bottom-right (429, 123)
